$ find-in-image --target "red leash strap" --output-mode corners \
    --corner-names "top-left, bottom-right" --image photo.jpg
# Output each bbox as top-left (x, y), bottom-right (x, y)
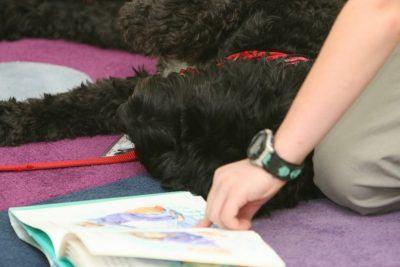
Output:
top-left (0, 150), bottom-right (137, 172)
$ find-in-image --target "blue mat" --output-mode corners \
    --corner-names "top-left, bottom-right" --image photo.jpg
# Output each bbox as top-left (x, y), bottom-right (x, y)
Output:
top-left (0, 175), bottom-right (164, 267)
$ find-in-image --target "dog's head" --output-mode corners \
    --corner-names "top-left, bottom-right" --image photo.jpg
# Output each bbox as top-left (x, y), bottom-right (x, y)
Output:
top-left (118, 0), bottom-right (247, 64)
top-left (117, 59), bottom-right (321, 211)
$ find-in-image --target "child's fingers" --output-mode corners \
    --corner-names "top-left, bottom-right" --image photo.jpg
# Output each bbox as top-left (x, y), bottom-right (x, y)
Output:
top-left (220, 190), bottom-right (250, 230)
top-left (204, 179), bottom-right (219, 225)
top-left (196, 217), bottom-right (212, 228)
top-left (238, 202), bottom-right (263, 223)
top-left (206, 184), bottom-right (230, 228)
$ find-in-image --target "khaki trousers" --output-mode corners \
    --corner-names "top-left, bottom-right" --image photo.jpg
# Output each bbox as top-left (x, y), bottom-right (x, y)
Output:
top-left (313, 45), bottom-right (400, 215)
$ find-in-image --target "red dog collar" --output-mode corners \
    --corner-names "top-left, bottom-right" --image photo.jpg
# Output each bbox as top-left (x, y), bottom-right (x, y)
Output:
top-left (180, 50), bottom-right (310, 75)
top-left (225, 50), bottom-right (309, 64)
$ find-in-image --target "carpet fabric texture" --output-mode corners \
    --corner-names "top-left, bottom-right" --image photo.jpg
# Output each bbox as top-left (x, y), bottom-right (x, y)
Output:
top-left (0, 38), bottom-right (157, 80)
top-left (0, 135), bottom-right (146, 210)
top-left (253, 200), bottom-right (400, 267)
top-left (0, 39), bottom-right (399, 267)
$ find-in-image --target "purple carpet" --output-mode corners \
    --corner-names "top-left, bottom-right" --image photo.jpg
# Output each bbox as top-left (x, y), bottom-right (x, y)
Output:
top-left (0, 39), bottom-right (399, 267)
top-left (0, 38), bottom-right (156, 210)
top-left (0, 135), bottom-right (145, 210)
top-left (0, 38), bottom-right (156, 80)
top-left (254, 200), bottom-right (400, 266)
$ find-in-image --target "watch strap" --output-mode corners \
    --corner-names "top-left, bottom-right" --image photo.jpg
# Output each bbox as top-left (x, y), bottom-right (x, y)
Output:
top-left (261, 149), bottom-right (303, 181)
top-left (248, 129), bottom-right (304, 181)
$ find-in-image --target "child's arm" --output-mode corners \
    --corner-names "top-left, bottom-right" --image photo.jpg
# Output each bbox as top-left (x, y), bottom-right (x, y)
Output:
top-left (274, 0), bottom-right (400, 164)
top-left (199, 0), bottom-right (400, 230)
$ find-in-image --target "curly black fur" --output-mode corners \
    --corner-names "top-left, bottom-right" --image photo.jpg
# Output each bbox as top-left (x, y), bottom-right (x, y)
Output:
top-left (0, 0), bottom-right (128, 50)
top-left (120, 0), bottom-right (345, 64)
top-left (118, 60), bottom-right (322, 213)
top-left (119, 0), bottom-right (245, 64)
top-left (0, 73), bottom-right (146, 146)
top-left (0, 0), bottom-right (346, 212)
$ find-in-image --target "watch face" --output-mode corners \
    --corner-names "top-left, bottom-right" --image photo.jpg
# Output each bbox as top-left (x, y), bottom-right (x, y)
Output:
top-left (248, 132), bottom-right (266, 160)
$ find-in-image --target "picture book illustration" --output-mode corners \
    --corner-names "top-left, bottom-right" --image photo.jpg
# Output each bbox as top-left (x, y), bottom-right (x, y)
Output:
top-left (80, 205), bottom-right (200, 229)
top-left (129, 230), bottom-right (229, 254)
top-left (131, 231), bottom-right (216, 247)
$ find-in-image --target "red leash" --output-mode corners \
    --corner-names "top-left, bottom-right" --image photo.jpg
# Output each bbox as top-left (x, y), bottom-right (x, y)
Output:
top-left (0, 150), bottom-right (137, 172)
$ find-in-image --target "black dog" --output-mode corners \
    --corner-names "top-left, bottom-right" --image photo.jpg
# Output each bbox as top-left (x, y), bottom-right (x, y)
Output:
top-left (0, 0), bottom-right (126, 50)
top-left (0, 0), bottom-right (346, 213)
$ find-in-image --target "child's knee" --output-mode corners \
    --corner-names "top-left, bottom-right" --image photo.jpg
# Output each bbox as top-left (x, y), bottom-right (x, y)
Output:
top-left (313, 147), bottom-right (390, 215)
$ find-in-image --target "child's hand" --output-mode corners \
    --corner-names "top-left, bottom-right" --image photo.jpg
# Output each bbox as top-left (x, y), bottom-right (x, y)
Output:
top-left (198, 159), bottom-right (286, 230)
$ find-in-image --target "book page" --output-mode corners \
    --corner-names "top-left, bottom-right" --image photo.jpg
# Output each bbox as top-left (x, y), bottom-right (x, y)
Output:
top-left (73, 228), bottom-right (284, 267)
top-left (9, 192), bottom-right (206, 258)
top-left (65, 237), bottom-right (181, 267)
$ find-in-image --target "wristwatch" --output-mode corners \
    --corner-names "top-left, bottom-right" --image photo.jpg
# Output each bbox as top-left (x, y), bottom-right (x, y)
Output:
top-left (247, 129), bottom-right (304, 181)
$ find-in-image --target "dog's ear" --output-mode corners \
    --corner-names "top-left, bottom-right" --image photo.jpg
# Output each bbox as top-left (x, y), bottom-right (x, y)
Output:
top-left (118, 0), bottom-right (245, 64)
top-left (116, 74), bottom-right (185, 158)
top-left (117, 74), bottom-right (189, 188)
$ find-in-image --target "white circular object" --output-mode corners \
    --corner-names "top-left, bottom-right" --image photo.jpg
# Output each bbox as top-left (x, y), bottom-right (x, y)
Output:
top-left (0, 61), bottom-right (92, 101)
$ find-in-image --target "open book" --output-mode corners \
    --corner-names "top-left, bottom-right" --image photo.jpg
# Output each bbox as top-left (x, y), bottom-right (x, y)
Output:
top-left (9, 192), bottom-right (285, 267)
